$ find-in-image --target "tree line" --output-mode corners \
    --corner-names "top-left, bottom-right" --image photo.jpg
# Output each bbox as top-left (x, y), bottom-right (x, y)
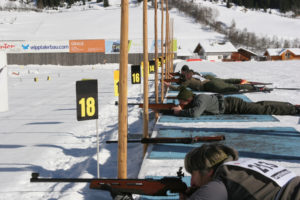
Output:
top-left (169, 0), bottom-right (300, 53)
top-left (36, 0), bottom-right (109, 9)
top-left (227, 0), bottom-right (300, 15)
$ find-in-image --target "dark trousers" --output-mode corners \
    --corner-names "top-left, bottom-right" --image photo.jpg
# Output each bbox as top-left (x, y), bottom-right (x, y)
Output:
top-left (203, 79), bottom-right (255, 93)
top-left (224, 97), bottom-right (297, 115)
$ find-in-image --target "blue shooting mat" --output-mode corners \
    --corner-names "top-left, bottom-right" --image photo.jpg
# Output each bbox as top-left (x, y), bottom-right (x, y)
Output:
top-left (161, 93), bottom-right (278, 122)
top-left (140, 176), bottom-right (191, 200)
top-left (148, 127), bottom-right (300, 160)
top-left (159, 114), bottom-right (278, 123)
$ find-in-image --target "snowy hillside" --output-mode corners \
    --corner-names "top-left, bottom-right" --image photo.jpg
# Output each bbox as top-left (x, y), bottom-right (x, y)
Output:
top-left (193, 0), bottom-right (300, 40)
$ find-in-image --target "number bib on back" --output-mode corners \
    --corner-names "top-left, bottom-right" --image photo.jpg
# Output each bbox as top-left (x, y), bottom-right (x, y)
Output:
top-left (224, 158), bottom-right (296, 187)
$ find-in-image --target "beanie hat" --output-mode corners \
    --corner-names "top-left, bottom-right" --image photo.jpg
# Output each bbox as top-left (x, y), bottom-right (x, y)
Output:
top-left (177, 87), bottom-right (193, 101)
top-left (181, 65), bottom-right (189, 72)
top-left (184, 144), bottom-right (238, 174)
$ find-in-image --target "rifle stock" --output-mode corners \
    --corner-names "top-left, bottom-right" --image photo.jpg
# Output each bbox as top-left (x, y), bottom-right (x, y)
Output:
top-left (106, 135), bottom-right (225, 144)
top-left (30, 168), bottom-right (187, 197)
top-left (89, 176), bottom-right (187, 196)
top-left (139, 103), bottom-right (176, 110)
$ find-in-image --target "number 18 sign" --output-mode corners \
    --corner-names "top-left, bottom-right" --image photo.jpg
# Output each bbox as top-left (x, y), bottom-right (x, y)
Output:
top-left (76, 79), bottom-right (98, 121)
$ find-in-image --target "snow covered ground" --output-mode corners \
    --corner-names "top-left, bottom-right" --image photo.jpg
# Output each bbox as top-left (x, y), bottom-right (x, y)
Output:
top-left (1, 0), bottom-right (300, 199)
top-left (1, 60), bottom-right (300, 200)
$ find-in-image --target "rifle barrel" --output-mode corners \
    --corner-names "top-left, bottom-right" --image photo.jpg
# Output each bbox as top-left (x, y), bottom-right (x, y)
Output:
top-left (30, 173), bottom-right (94, 183)
top-left (106, 135), bottom-right (225, 144)
top-left (273, 87), bottom-right (300, 90)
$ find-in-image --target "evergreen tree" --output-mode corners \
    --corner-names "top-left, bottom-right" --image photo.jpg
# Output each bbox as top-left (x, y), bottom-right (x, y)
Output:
top-left (104, 0), bottom-right (109, 7)
top-left (226, 0), bottom-right (231, 8)
top-left (37, 0), bottom-right (44, 9)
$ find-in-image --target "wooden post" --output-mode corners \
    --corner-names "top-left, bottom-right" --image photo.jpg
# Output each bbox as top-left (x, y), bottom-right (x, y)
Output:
top-left (160, 0), bottom-right (164, 103)
top-left (118, 0), bottom-right (128, 179)
top-left (143, 0), bottom-right (149, 155)
top-left (165, 0), bottom-right (169, 80)
top-left (170, 18), bottom-right (174, 72)
top-left (154, 0), bottom-right (159, 120)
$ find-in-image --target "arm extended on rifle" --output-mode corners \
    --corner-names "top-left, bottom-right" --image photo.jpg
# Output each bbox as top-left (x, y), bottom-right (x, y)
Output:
top-left (30, 168), bottom-right (187, 197)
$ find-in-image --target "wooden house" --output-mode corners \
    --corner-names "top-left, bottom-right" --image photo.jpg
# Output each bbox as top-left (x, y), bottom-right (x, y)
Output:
top-left (230, 48), bottom-right (258, 61)
top-left (193, 40), bottom-right (237, 62)
top-left (264, 48), bottom-right (300, 61)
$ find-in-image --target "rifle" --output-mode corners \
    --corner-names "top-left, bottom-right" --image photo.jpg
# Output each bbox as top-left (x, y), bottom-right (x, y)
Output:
top-left (115, 101), bottom-right (177, 110)
top-left (220, 87), bottom-right (300, 95)
top-left (106, 135), bottom-right (225, 144)
top-left (248, 81), bottom-right (272, 85)
top-left (169, 72), bottom-right (180, 76)
top-left (164, 78), bottom-right (181, 83)
top-left (30, 167), bottom-right (188, 197)
top-left (272, 87), bottom-right (300, 91)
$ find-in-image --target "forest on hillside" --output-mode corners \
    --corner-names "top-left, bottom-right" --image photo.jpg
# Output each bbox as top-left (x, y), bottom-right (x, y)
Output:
top-left (227, 0), bottom-right (300, 15)
top-left (171, 0), bottom-right (300, 52)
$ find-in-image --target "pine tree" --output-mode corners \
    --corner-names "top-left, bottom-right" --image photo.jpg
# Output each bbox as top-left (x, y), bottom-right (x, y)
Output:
top-left (104, 0), bottom-right (109, 7)
top-left (226, 0), bottom-right (231, 8)
top-left (37, 0), bottom-right (44, 9)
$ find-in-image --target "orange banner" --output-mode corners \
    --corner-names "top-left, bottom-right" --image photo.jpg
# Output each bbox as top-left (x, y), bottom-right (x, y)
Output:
top-left (69, 40), bottom-right (105, 53)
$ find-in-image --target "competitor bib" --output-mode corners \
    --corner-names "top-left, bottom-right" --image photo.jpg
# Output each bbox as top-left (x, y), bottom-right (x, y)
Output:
top-left (224, 158), bottom-right (296, 187)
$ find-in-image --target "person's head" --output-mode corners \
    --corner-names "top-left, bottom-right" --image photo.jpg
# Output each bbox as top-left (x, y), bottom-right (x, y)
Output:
top-left (184, 143), bottom-right (238, 187)
top-left (177, 87), bottom-right (193, 106)
top-left (181, 65), bottom-right (189, 75)
top-left (184, 70), bottom-right (194, 80)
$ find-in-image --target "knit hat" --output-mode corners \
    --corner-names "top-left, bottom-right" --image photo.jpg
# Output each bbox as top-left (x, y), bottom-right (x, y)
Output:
top-left (177, 87), bottom-right (193, 101)
top-left (181, 65), bottom-right (189, 72)
top-left (184, 144), bottom-right (238, 174)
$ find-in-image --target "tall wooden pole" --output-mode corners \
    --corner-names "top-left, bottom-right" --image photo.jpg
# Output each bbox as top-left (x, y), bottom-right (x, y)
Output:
top-left (118, 0), bottom-right (128, 179)
top-left (171, 18), bottom-right (174, 72)
top-left (165, 0), bottom-right (169, 79)
top-left (160, 0), bottom-right (164, 102)
top-left (154, 0), bottom-right (159, 120)
top-left (143, 0), bottom-right (149, 155)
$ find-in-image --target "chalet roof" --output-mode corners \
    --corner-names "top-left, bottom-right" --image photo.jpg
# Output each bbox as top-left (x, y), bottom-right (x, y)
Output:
top-left (195, 40), bottom-right (237, 53)
top-left (177, 38), bottom-right (199, 56)
top-left (266, 48), bottom-right (300, 56)
top-left (238, 47), bottom-right (258, 56)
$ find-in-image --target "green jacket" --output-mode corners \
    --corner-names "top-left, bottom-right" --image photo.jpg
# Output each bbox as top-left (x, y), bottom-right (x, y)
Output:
top-left (215, 158), bottom-right (300, 200)
top-left (178, 94), bottom-right (220, 117)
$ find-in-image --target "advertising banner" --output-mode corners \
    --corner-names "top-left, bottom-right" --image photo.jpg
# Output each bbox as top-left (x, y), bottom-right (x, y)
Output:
top-left (0, 41), bottom-right (69, 53)
top-left (69, 40), bottom-right (105, 53)
top-left (105, 40), bottom-right (121, 54)
top-left (128, 39), bottom-right (177, 54)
